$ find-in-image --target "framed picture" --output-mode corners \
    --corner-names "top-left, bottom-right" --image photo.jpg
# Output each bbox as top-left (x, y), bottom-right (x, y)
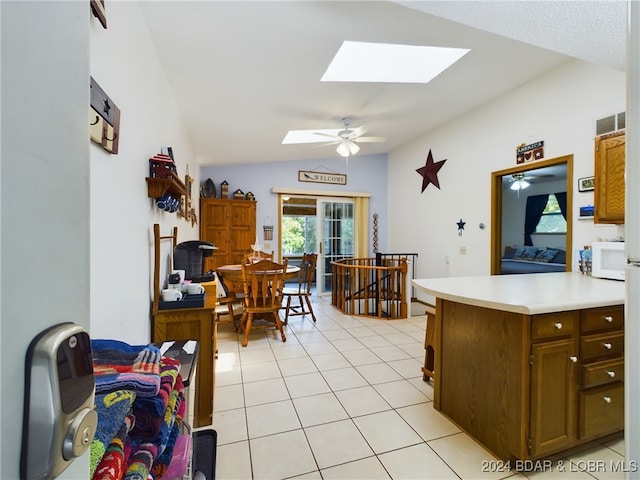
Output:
top-left (578, 176), bottom-right (595, 192)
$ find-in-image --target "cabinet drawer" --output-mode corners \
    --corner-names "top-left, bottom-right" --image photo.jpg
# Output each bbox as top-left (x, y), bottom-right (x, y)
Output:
top-left (578, 383), bottom-right (624, 440)
top-left (581, 306), bottom-right (624, 333)
top-left (582, 358), bottom-right (624, 388)
top-left (532, 312), bottom-right (575, 341)
top-left (580, 332), bottom-right (624, 361)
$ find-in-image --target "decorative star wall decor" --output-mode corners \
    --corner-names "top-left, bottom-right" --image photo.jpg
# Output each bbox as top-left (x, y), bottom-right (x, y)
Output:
top-left (416, 149), bottom-right (447, 192)
top-left (457, 218), bottom-right (466, 236)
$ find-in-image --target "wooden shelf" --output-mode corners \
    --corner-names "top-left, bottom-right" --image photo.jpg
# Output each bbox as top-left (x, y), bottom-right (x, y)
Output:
top-left (146, 175), bottom-right (187, 199)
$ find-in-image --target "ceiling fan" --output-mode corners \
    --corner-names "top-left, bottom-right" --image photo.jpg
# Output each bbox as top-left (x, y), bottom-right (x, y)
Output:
top-left (313, 117), bottom-right (386, 157)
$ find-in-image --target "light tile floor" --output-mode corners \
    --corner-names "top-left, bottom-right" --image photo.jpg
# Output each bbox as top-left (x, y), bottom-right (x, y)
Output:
top-left (211, 296), bottom-right (625, 480)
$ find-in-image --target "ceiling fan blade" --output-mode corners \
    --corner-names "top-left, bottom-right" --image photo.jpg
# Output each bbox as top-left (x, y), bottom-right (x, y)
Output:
top-left (312, 141), bottom-right (340, 148)
top-left (313, 132), bottom-right (340, 139)
top-left (350, 125), bottom-right (370, 138)
top-left (355, 136), bottom-right (386, 143)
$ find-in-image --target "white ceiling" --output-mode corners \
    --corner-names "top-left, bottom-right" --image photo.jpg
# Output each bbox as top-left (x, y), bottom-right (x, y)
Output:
top-left (139, 1), bottom-right (627, 167)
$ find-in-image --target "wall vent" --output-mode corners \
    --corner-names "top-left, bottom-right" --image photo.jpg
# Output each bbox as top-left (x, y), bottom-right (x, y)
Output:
top-left (596, 111), bottom-right (625, 136)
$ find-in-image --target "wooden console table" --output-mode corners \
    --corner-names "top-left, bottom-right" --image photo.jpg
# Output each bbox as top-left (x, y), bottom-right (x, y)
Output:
top-left (151, 224), bottom-right (216, 428)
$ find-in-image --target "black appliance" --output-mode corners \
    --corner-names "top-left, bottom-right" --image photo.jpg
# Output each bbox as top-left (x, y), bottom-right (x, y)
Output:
top-left (174, 240), bottom-right (216, 282)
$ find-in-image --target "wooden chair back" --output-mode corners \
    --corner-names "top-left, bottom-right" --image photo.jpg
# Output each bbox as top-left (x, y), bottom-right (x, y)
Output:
top-left (241, 258), bottom-right (288, 311)
top-left (296, 253), bottom-right (317, 294)
top-left (243, 250), bottom-right (274, 264)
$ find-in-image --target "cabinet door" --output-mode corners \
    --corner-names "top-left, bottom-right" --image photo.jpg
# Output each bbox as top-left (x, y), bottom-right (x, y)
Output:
top-left (229, 201), bottom-right (256, 264)
top-left (153, 309), bottom-right (214, 427)
top-left (201, 199), bottom-right (230, 270)
top-left (594, 131), bottom-right (625, 224)
top-left (530, 339), bottom-right (576, 458)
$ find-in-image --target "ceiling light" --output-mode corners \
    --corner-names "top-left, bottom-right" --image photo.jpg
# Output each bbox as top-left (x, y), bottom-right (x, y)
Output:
top-left (510, 173), bottom-right (530, 190)
top-left (321, 41), bottom-right (470, 84)
top-left (335, 139), bottom-right (360, 158)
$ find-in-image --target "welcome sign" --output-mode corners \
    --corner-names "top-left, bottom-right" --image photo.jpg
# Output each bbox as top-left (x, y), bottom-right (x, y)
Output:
top-left (298, 170), bottom-right (347, 185)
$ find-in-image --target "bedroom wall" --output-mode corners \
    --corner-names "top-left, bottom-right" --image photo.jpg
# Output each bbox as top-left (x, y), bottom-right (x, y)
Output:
top-left (89, 2), bottom-right (200, 343)
top-left (502, 178), bottom-right (567, 250)
top-left (387, 59), bottom-right (625, 299)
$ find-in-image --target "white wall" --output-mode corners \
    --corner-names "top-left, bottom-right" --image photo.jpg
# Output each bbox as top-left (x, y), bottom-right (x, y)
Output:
top-left (1, 2), bottom-right (91, 478)
top-left (89, 2), bottom-right (200, 343)
top-left (388, 60), bottom-right (625, 298)
top-left (200, 153), bottom-right (389, 257)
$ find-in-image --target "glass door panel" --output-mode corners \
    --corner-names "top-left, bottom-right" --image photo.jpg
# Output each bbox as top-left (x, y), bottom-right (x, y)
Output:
top-left (318, 199), bottom-right (354, 294)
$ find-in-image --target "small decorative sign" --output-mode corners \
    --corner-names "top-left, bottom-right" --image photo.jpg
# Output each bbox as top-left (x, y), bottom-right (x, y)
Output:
top-left (516, 141), bottom-right (544, 164)
top-left (298, 170), bottom-right (347, 185)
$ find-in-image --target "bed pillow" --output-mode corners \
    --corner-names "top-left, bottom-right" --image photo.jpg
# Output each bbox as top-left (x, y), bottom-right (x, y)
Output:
top-left (551, 249), bottom-right (566, 264)
top-left (503, 247), bottom-right (517, 259)
top-left (512, 246), bottom-right (539, 261)
top-left (534, 249), bottom-right (558, 263)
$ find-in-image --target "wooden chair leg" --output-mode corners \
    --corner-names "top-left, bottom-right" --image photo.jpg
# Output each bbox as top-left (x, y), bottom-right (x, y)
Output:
top-left (304, 296), bottom-right (316, 322)
top-left (242, 312), bottom-right (252, 347)
top-left (272, 312), bottom-right (287, 342)
top-left (284, 296), bottom-right (292, 324)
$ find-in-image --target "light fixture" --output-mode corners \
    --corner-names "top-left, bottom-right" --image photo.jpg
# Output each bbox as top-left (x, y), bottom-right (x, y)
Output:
top-left (337, 139), bottom-right (359, 157)
top-left (510, 173), bottom-right (530, 191)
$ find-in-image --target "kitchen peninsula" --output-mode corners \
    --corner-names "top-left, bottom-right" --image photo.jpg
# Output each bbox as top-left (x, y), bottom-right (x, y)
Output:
top-left (412, 272), bottom-right (625, 461)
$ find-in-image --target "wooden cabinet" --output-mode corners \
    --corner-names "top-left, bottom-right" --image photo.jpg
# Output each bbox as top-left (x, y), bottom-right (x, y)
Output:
top-left (152, 307), bottom-right (216, 428)
top-left (578, 305), bottom-right (624, 440)
top-left (529, 311), bottom-right (578, 458)
top-left (200, 198), bottom-right (256, 271)
top-left (433, 299), bottom-right (623, 461)
top-left (594, 131), bottom-right (625, 224)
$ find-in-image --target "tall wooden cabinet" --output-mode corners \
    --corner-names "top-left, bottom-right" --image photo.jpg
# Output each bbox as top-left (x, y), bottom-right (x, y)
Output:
top-left (594, 131), bottom-right (625, 224)
top-left (200, 198), bottom-right (256, 271)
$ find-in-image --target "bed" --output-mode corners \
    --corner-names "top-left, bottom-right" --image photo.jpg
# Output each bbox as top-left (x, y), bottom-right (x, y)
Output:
top-left (501, 246), bottom-right (566, 275)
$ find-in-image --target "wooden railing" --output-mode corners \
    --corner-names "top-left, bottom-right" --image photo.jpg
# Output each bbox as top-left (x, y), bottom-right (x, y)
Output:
top-left (331, 257), bottom-right (408, 319)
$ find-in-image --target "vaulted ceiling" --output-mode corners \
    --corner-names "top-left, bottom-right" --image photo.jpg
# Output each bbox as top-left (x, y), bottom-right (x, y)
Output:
top-left (139, 1), bottom-right (627, 166)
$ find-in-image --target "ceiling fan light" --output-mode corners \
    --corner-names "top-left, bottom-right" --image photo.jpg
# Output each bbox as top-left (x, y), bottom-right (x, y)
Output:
top-left (336, 142), bottom-right (351, 157)
top-left (510, 179), bottom-right (530, 190)
top-left (348, 141), bottom-right (360, 155)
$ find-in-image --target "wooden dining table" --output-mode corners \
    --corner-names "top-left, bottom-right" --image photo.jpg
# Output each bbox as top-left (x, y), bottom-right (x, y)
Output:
top-left (216, 264), bottom-right (300, 294)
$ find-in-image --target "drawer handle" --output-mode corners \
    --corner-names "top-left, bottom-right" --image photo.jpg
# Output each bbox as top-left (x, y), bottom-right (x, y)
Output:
top-left (603, 396), bottom-right (612, 404)
top-left (554, 322), bottom-right (563, 330)
top-left (602, 342), bottom-right (613, 350)
top-left (607, 370), bottom-right (616, 378)
top-left (570, 356), bottom-right (578, 363)
top-left (604, 315), bottom-right (613, 323)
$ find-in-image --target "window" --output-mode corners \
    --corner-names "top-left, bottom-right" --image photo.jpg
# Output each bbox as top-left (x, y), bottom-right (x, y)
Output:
top-left (535, 194), bottom-right (567, 233)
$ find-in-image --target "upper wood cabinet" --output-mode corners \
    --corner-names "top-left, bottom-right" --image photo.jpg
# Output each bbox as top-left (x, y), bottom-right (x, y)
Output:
top-left (200, 198), bottom-right (256, 271)
top-left (594, 131), bottom-right (625, 224)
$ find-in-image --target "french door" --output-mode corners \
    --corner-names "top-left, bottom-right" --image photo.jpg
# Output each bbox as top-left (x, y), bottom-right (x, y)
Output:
top-left (280, 195), bottom-right (354, 295)
top-left (317, 198), bottom-right (354, 294)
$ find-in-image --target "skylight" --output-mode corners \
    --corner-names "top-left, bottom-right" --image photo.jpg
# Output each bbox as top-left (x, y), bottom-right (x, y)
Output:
top-left (321, 41), bottom-right (470, 84)
top-left (282, 129), bottom-right (341, 145)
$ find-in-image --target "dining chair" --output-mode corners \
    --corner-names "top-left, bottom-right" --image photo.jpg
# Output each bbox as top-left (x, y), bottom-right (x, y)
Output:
top-left (243, 250), bottom-right (274, 264)
top-left (214, 273), bottom-right (244, 332)
top-left (239, 258), bottom-right (288, 347)
top-left (281, 253), bottom-right (317, 325)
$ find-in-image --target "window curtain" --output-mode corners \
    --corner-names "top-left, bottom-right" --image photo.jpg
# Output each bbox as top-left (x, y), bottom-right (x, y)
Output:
top-left (555, 191), bottom-right (567, 220)
top-left (354, 196), bottom-right (369, 258)
top-left (524, 194), bottom-right (549, 246)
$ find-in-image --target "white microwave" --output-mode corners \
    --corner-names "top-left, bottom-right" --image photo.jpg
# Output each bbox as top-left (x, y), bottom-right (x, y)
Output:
top-left (591, 241), bottom-right (626, 281)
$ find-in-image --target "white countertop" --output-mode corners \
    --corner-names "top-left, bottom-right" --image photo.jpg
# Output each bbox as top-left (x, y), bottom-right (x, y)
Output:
top-left (412, 272), bottom-right (625, 315)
